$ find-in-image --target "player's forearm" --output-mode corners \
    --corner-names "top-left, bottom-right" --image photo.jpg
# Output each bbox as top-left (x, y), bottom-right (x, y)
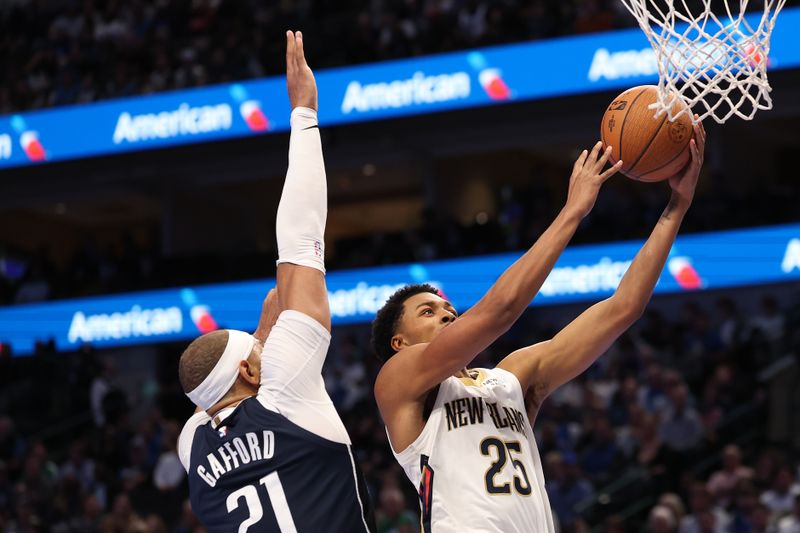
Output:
top-left (275, 107), bottom-right (327, 272)
top-left (612, 194), bottom-right (689, 315)
top-left (477, 207), bottom-right (583, 324)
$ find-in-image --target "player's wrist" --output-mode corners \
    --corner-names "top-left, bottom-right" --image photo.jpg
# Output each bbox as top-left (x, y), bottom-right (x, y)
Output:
top-left (662, 193), bottom-right (690, 221)
top-left (557, 204), bottom-right (586, 226)
top-left (290, 107), bottom-right (318, 129)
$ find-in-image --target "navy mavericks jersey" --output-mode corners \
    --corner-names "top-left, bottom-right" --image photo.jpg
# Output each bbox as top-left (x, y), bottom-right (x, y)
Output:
top-left (187, 397), bottom-right (375, 532)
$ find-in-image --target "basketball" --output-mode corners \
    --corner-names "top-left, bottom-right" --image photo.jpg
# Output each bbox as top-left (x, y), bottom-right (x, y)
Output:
top-left (601, 85), bottom-right (694, 182)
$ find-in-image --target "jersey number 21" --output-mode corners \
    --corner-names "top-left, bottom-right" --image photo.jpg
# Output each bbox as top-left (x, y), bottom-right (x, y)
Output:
top-left (226, 472), bottom-right (297, 533)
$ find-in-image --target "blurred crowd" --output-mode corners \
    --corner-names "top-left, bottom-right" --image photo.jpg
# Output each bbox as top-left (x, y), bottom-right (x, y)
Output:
top-left (0, 284), bottom-right (798, 531)
top-left (2, 165), bottom-right (797, 309)
top-left (0, 0), bottom-right (631, 114)
top-left (2, 1), bottom-right (800, 532)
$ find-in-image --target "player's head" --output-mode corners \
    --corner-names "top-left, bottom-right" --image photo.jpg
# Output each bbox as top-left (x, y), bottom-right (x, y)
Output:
top-left (178, 329), bottom-right (263, 411)
top-left (371, 283), bottom-right (457, 363)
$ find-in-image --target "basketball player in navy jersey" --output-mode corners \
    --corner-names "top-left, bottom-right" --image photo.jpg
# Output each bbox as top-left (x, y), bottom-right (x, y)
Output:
top-left (177, 32), bottom-right (375, 532)
top-left (372, 123), bottom-right (705, 531)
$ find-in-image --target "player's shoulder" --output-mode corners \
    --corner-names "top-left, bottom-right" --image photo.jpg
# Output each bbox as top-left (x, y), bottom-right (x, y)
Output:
top-left (481, 365), bottom-right (527, 400)
top-left (374, 344), bottom-right (429, 392)
top-left (178, 411), bottom-right (212, 471)
top-left (373, 343), bottom-right (433, 416)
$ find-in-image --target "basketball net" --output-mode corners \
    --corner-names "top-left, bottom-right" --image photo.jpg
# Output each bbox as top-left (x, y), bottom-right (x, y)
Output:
top-left (619, 0), bottom-right (787, 124)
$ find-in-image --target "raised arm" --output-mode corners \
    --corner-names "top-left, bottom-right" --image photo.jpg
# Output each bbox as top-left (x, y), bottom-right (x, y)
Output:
top-left (378, 143), bottom-right (622, 401)
top-left (275, 31), bottom-right (330, 330)
top-left (499, 120), bottom-right (706, 418)
top-left (252, 288), bottom-right (281, 342)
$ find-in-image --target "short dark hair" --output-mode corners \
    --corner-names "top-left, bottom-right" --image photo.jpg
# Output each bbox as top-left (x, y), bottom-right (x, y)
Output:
top-left (178, 330), bottom-right (229, 394)
top-left (371, 283), bottom-right (441, 363)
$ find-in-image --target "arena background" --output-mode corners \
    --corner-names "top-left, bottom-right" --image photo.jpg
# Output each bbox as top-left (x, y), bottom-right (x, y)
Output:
top-left (1, 1), bottom-right (800, 532)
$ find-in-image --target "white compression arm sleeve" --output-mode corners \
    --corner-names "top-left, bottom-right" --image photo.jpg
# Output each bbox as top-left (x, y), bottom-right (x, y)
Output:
top-left (275, 106), bottom-right (326, 273)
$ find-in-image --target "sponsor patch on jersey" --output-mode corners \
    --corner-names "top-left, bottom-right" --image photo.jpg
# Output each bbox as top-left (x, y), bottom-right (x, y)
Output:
top-left (481, 378), bottom-right (500, 388)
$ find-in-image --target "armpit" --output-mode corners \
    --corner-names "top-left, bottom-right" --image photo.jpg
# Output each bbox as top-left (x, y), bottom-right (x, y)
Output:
top-left (524, 381), bottom-right (549, 413)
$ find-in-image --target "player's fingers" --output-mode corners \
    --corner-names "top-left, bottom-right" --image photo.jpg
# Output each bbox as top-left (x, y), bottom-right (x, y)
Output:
top-left (689, 139), bottom-right (701, 167)
top-left (594, 145), bottom-right (613, 171)
top-left (296, 31), bottom-right (308, 67)
top-left (573, 149), bottom-right (589, 172)
top-left (600, 160), bottom-right (624, 181)
top-left (587, 141), bottom-right (602, 166)
top-left (693, 114), bottom-right (706, 146)
top-left (286, 31), bottom-right (295, 71)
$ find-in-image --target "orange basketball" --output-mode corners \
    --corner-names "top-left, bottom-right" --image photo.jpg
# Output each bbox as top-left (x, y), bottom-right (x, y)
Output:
top-left (600, 85), bottom-right (693, 182)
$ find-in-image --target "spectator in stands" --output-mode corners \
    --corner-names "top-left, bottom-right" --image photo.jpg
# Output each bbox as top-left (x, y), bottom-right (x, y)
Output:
top-left (680, 482), bottom-right (730, 533)
top-left (573, 0), bottom-right (617, 34)
top-left (761, 465), bottom-right (800, 521)
top-left (376, 485), bottom-right (418, 533)
top-left (600, 515), bottom-right (627, 533)
top-left (120, 436), bottom-right (149, 494)
top-left (696, 509), bottom-right (727, 533)
top-left (103, 493), bottom-right (146, 531)
top-left (751, 296), bottom-right (785, 345)
top-left (716, 298), bottom-right (744, 348)
top-left (0, 0), bottom-right (637, 115)
top-left (69, 493), bottom-right (104, 532)
top-left (639, 362), bottom-right (670, 413)
top-left (152, 421), bottom-right (184, 492)
top-left (174, 499), bottom-right (204, 533)
top-left (648, 504), bottom-right (678, 533)
top-left (700, 364), bottom-right (743, 430)
top-left (777, 494), bottom-right (800, 533)
top-left (545, 451), bottom-right (594, 530)
top-left (660, 382), bottom-right (704, 453)
top-left (729, 480), bottom-right (760, 533)
top-left (608, 375), bottom-right (641, 427)
top-left (90, 358), bottom-right (114, 427)
top-left (579, 414), bottom-right (624, 485)
top-left (59, 439), bottom-right (96, 495)
top-left (659, 493), bottom-right (686, 522)
top-left (13, 257), bottom-right (52, 304)
top-left (706, 445), bottom-right (754, 506)
top-left (750, 501), bottom-right (774, 533)
top-left (0, 416), bottom-right (25, 474)
top-left (633, 412), bottom-right (673, 491)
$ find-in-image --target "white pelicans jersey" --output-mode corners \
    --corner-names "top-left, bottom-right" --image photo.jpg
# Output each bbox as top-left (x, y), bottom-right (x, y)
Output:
top-left (391, 367), bottom-right (554, 533)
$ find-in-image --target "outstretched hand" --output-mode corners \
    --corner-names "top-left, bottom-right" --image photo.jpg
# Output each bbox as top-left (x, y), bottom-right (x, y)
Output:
top-left (286, 31), bottom-right (317, 111)
top-left (565, 141), bottom-right (623, 220)
top-left (668, 116), bottom-right (706, 207)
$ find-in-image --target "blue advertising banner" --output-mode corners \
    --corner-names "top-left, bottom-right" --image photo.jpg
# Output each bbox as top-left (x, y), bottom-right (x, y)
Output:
top-left (2, 223), bottom-right (800, 355)
top-left (0, 8), bottom-right (799, 169)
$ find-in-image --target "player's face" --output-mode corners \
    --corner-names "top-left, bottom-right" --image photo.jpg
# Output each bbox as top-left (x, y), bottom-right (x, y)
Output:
top-left (392, 292), bottom-right (458, 350)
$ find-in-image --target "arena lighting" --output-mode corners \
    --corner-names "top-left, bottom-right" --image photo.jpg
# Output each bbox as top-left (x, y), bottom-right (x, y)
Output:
top-left (1, 223), bottom-right (799, 356)
top-left (0, 8), bottom-right (799, 169)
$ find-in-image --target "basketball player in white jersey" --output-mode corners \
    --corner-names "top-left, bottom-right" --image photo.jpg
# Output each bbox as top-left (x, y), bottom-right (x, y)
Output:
top-left (177, 32), bottom-right (375, 532)
top-left (372, 123), bottom-right (706, 532)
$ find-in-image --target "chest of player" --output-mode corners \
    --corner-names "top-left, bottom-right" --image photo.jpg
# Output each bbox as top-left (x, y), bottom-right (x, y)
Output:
top-left (435, 372), bottom-right (529, 438)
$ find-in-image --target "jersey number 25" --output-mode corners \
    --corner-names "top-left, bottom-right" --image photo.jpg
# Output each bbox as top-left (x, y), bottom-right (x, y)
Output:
top-left (480, 437), bottom-right (532, 496)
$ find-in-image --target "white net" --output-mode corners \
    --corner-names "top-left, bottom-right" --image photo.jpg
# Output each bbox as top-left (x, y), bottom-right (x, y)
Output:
top-left (619, 0), bottom-right (787, 123)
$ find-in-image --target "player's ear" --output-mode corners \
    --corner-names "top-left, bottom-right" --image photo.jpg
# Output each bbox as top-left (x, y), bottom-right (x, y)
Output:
top-left (239, 359), bottom-right (259, 386)
top-left (390, 334), bottom-right (405, 353)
